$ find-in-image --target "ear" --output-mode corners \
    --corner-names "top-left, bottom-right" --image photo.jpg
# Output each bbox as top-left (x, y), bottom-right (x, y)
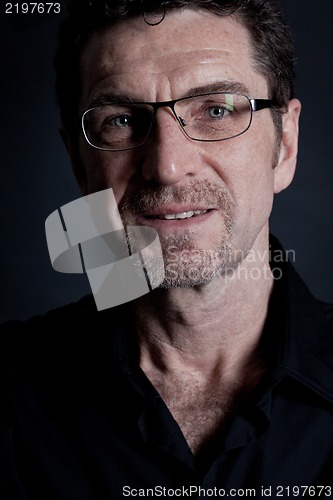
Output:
top-left (59, 124), bottom-right (88, 195)
top-left (273, 98), bottom-right (302, 194)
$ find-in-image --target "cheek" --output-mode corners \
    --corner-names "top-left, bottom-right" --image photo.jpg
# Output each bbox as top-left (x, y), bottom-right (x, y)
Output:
top-left (208, 137), bottom-right (275, 197)
top-left (204, 129), bottom-right (277, 230)
top-left (80, 144), bottom-right (134, 202)
top-left (240, 147), bottom-right (275, 221)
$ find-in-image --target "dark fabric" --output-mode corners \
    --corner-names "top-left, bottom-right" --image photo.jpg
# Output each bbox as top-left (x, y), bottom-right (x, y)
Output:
top-left (1, 235), bottom-right (333, 499)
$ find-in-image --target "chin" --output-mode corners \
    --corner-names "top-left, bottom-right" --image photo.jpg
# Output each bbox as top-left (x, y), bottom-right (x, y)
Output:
top-left (155, 242), bottom-right (233, 289)
top-left (158, 271), bottom-right (217, 289)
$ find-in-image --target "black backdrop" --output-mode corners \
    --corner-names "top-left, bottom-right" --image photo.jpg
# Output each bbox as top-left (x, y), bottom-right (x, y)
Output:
top-left (1, 0), bottom-right (333, 324)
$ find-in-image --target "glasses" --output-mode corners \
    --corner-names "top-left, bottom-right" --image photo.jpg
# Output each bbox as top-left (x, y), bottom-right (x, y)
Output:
top-left (81, 92), bottom-right (274, 152)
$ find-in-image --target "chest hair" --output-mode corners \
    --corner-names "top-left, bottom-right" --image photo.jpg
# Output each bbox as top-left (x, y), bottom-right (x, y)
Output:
top-left (146, 365), bottom-right (265, 456)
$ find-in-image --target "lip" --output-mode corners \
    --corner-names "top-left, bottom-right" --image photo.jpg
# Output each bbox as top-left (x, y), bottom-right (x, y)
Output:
top-left (141, 205), bottom-right (214, 218)
top-left (135, 208), bottom-right (216, 229)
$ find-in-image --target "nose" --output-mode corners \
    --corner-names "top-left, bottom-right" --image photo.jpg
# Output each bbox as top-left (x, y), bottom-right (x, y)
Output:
top-left (140, 108), bottom-right (201, 185)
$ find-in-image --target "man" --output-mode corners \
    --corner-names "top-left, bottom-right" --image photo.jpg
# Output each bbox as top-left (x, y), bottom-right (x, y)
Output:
top-left (1, 0), bottom-right (333, 498)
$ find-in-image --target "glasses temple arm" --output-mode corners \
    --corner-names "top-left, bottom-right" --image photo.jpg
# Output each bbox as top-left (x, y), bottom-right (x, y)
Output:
top-left (250, 98), bottom-right (275, 112)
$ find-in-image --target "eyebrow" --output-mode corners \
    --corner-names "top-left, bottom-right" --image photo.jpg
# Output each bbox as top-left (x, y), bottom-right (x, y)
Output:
top-left (88, 80), bottom-right (251, 108)
top-left (182, 81), bottom-right (251, 98)
top-left (89, 94), bottom-right (139, 107)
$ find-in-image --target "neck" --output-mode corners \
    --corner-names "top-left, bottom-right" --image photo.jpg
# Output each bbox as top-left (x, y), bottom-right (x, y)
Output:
top-left (134, 230), bottom-right (274, 378)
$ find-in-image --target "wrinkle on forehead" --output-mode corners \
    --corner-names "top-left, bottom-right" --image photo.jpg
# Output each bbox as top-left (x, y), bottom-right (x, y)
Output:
top-left (81, 48), bottom-right (245, 106)
top-left (96, 48), bottom-right (232, 76)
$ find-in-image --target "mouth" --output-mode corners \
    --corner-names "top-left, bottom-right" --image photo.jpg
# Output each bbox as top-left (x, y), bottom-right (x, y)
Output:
top-left (145, 209), bottom-right (210, 220)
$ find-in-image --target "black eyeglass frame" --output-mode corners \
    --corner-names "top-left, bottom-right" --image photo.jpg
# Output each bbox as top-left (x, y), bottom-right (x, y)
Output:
top-left (81, 92), bottom-right (275, 152)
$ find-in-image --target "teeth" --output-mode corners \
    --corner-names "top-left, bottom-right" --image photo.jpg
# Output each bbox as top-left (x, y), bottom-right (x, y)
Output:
top-left (156, 209), bottom-right (208, 220)
top-left (176, 211), bottom-right (194, 219)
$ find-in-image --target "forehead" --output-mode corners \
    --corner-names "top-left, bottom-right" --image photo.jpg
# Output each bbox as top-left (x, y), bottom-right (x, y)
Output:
top-left (79, 8), bottom-right (268, 107)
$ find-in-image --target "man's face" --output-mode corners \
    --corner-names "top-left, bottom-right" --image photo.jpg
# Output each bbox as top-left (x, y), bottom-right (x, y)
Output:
top-left (75, 9), bottom-right (298, 287)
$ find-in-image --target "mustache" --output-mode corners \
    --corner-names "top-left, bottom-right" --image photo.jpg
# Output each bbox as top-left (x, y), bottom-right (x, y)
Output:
top-left (119, 180), bottom-right (233, 215)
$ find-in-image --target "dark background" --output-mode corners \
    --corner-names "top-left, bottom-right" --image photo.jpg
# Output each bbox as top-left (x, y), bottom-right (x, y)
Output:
top-left (1, 1), bottom-right (332, 324)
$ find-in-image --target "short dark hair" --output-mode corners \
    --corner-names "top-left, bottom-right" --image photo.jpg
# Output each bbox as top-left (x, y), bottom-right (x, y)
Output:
top-left (54, 0), bottom-right (296, 138)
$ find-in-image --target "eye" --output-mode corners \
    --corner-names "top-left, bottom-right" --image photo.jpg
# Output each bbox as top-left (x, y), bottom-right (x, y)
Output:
top-left (110, 115), bottom-right (132, 128)
top-left (208, 106), bottom-right (228, 119)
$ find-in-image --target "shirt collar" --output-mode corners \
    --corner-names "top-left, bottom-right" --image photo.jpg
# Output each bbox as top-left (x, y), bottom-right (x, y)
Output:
top-left (265, 234), bottom-right (333, 404)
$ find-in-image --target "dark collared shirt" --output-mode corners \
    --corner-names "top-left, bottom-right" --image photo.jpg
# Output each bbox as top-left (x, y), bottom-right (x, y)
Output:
top-left (1, 236), bottom-right (333, 499)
